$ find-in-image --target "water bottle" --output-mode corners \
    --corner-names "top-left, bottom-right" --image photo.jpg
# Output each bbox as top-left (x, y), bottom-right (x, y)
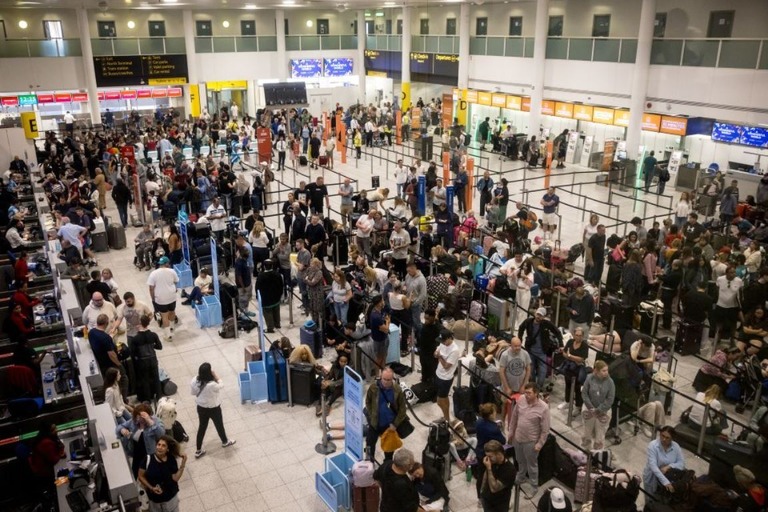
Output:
top-left (465, 465), bottom-right (472, 482)
top-left (46, 388), bottom-right (52, 399)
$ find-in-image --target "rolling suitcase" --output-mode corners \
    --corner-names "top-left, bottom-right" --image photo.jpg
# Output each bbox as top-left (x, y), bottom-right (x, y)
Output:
top-left (536, 434), bottom-right (558, 485)
top-left (300, 323), bottom-right (323, 359)
top-left (386, 324), bottom-right (401, 364)
top-left (91, 231), bottom-right (108, 252)
top-left (422, 446), bottom-right (451, 483)
top-left (411, 381), bottom-right (437, 403)
top-left (265, 349), bottom-right (288, 403)
top-left (319, 155), bottom-right (329, 166)
top-left (107, 224), bottom-right (127, 250)
top-left (244, 344), bottom-right (262, 371)
top-left (574, 468), bottom-right (600, 503)
top-left (352, 484), bottom-right (380, 512)
top-left (675, 320), bottom-right (703, 356)
top-left (708, 438), bottom-right (755, 489)
top-left (289, 363), bottom-right (318, 406)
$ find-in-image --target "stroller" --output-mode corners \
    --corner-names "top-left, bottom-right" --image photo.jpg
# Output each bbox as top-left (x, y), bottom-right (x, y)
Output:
top-left (727, 355), bottom-right (767, 413)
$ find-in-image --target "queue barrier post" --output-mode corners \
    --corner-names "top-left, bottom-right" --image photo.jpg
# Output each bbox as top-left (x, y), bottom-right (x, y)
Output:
top-left (315, 392), bottom-right (337, 455)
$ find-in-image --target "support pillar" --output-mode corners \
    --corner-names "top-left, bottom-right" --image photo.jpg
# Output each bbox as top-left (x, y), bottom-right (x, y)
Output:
top-left (626, 0), bottom-right (657, 159)
top-left (275, 9), bottom-right (288, 81)
top-left (529, 0), bottom-right (550, 137)
top-left (456, 3), bottom-right (470, 129)
top-left (357, 11), bottom-right (367, 104)
top-left (76, 8), bottom-right (101, 127)
top-left (182, 10), bottom-right (200, 119)
top-left (400, 7), bottom-right (412, 111)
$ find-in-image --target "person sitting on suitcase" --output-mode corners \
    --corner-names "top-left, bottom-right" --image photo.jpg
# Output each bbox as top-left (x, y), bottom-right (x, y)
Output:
top-left (409, 462), bottom-right (450, 512)
top-left (364, 367), bottom-right (407, 462)
top-left (315, 353), bottom-right (348, 417)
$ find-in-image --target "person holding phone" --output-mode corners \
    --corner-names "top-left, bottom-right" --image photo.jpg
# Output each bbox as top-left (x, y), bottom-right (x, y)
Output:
top-left (138, 435), bottom-right (187, 512)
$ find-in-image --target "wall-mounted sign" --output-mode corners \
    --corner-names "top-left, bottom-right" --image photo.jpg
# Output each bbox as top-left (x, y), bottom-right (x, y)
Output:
top-left (711, 122), bottom-right (741, 143)
top-left (613, 110), bottom-right (630, 127)
top-left (290, 58), bottom-right (323, 78)
top-left (18, 94), bottom-right (38, 106)
top-left (324, 58), bottom-right (354, 77)
top-left (477, 91), bottom-right (492, 106)
top-left (432, 53), bottom-right (459, 77)
top-left (592, 107), bottom-right (615, 125)
top-left (363, 49), bottom-right (401, 74)
top-left (152, 89), bottom-right (168, 98)
top-left (491, 93), bottom-right (506, 108)
top-left (120, 90), bottom-right (137, 100)
top-left (660, 116), bottom-right (687, 136)
top-left (93, 55), bottom-right (189, 87)
top-left (138, 89), bottom-right (152, 99)
top-left (555, 102), bottom-right (573, 118)
top-left (206, 80), bottom-right (248, 91)
top-left (573, 105), bottom-right (593, 121)
top-left (466, 90), bottom-right (478, 103)
top-left (740, 126), bottom-right (768, 148)
top-left (642, 113), bottom-right (661, 132)
top-left (506, 95), bottom-right (521, 110)
top-left (72, 93), bottom-right (89, 102)
top-left (409, 52), bottom-right (433, 74)
top-left (104, 91), bottom-right (121, 100)
top-left (167, 87), bottom-right (183, 98)
top-left (541, 100), bottom-right (555, 116)
top-left (521, 97), bottom-right (531, 112)
top-left (1, 97), bottom-right (19, 106)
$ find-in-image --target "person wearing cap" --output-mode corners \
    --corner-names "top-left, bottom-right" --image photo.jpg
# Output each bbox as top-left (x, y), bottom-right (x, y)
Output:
top-left (508, 382), bottom-right (550, 497)
top-left (434, 330), bottom-right (460, 422)
top-left (479, 439), bottom-right (517, 512)
top-left (734, 465), bottom-right (767, 512)
top-left (147, 256), bottom-right (179, 342)
top-left (536, 487), bottom-right (572, 512)
top-left (518, 308), bottom-right (563, 390)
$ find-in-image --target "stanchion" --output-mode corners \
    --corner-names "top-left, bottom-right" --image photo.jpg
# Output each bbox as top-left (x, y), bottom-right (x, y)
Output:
top-left (287, 360), bottom-right (293, 406)
top-left (288, 292), bottom-right (295, 327)
top-left (554, 293), bottom-right (562, 326)
top-left (566, 376), bottom-right (577, 427)
top-left (315, 393), bottom-right (337, 455)
top-left (233, 297), bottom-right (239, 339)
top-left (512, 482), bottom-right (521, 512)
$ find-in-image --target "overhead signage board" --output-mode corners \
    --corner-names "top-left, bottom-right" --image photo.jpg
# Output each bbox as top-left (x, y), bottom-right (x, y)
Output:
top-left (291, 58), bottom-right (323, 78)
top-left (18, 94), bottom-right (38, 106)
top-left (642, 113), bottom-right (661, 132)
top-left (409, 52), bottom-right (433, 74)
top-left (613, 110), bottom-right (630, 127)
top-left (432, 53), bottom-right (459, 77)
top-left (491, 94), bottom-right (506, 108)
top-left (573, 105), bottom-right (593, 121)
top-left (93, 55), bottom-right (188, 87)
top-left (506, 95), bottom-right (522, 110)
top-left (323, 58), bottom-right (353, 77)
top-left (592, 107), bottom-right (615, 125)
top-left (477, 91), bottom-right (492, 106)
top-left (363, 50), bottom-right (401, 74)
top-left (541, 100), bottom-right (555, 116)
top-left (660, 116), bottom-right (687, 136)
top-left (711, 122), bottom-right (742, 143)
top-left (555, 102), bottom-right (573, 118)
top-left (740, 126), bottom-right (768, 148)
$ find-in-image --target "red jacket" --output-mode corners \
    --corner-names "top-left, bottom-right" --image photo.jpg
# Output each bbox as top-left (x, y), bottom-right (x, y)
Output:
top-left (12, 291), bottom-right (40, 318)
top-left (14, 259), bottom-right (28, 283)
top-left (29, 437), bottom-right (64, 478)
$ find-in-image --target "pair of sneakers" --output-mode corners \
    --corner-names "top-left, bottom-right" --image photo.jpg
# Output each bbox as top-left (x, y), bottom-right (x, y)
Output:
top-left (195, 439), bottom-right (236, 458)
top-left (515, 477), bottom-right (538, 497)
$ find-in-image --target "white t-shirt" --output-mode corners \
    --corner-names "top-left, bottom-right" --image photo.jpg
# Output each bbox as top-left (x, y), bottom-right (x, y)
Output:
top-left (688, 392), bottom-right (722, 426)
top-left (716, 275), bottom-right (743, 308)
top-left (332, 281), bottom-right (351, 304)
top-left (64, 113), bottom-right (75, 124)
top-left (147, 268), bottom-right (179, 305)
top-left (356, 215), bottom-right (374, 238)
top-left (390, 229), bottom-right (411, 259)
top-left (435, 342), bottom-right (461, 381)
top-left (206, 204), bottom-right (227, 232)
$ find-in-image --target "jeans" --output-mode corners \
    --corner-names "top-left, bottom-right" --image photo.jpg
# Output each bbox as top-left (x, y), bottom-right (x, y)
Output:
top-left (220, 193), bottom-right (232, 213)
top-left (529, 347), bottom-right (548, 390)
top-left (116, 202), bottom-right (129, 228)
top-left (279, 267), bottom-right (291, 298)
top-left (513, 441), bottom-right (539, 487)
top-left (356, 236), bottom-right (372, 258)
top-left (588, 260), bottom-right (605, 286)
top-left (238, 285), bottom-right (252, 311)
top-left (411, 303), bottom-right (423, 340)
top-left (302, 137), bottom-right (309, 153)
top-left (334, 301), bottom-right (349, 325)
top-left (457, 189), bottom-right (466, 212)
top-left (196, 405), bottom-right (229, 450)
top-left (397, 183), bottom-right (406, 199)
top-left (187, 286), bottom-right (204, 304)
top-left (264, 305), bottom-right (281, 331)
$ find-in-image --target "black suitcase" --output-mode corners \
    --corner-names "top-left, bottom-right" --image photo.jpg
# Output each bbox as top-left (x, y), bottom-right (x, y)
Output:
top-left (675, 320), bottom-right (703, 356)
top-left (422, 446), bottom-right (451, 483)
top-left (107, 224), bottom-right (127, 250)
top-left (289, 363), bottom-right (318, 406)
top-left (299, 155), bottom-right (308, 166)
top-left (171, 420), bottom-right (189, 443)
top-left (412, 381), bottom-right (437, 403)
top-left (452, 385), bottom-right (476, 432)
top-left (708, 438), bottom-right (755, 489)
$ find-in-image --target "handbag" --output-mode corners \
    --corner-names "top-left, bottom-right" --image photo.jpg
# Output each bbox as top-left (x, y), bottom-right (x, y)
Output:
top-left (593, 469), bottom-right (640, 510)
top-left (380, 387), bottom-right (415, 439)
top-left (578, 364), bottom-right (593, 385)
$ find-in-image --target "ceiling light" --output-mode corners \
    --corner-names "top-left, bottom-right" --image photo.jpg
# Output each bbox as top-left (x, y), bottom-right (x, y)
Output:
top-left (127, 20), bottom-right (136, 29)
top-left (306, 20), bottom-right (313, 27)
top-left (222, 20), bottom-right (230, 28)
top-left (282, 0), bottom-right (296, 5)
top-left (384, 1), bottom-right (396, 5)
top-left (18, 20), bottom-right (28, 29)
top-left (244, 3), bottom-right (256, 8)
top-left (160, 0), bottom-right (178, 3)
top-left (375, 12), bottom-right (385, 17)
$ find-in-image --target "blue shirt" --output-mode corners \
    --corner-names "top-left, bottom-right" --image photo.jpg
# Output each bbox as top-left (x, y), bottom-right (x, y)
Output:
top-left (234, 258), bottom-right (252, 288)
top-left (370, 310), bottom-right (387, 343)
top-left (378, 385), bottom-right (396, 428)
top-left (642, 439), bottom-right (685, 494)
top-left (542, 193), bottom-right (559, 214)
top-left (88, 329), bottom-right (117, 372)
top-left (475, 418), bottom-right (505, 462)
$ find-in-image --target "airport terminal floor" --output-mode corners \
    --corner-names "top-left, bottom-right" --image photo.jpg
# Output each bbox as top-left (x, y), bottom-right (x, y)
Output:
top-left (85, 144), bottom-right (729, 512)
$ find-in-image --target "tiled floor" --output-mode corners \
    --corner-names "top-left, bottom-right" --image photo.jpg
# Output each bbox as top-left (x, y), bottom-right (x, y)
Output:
top-left (92, 143), bottom-right (741, 512)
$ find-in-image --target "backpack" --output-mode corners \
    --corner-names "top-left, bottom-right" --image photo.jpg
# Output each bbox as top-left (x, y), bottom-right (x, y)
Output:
top-left (660, 168), bottom-right (671, 182)
top-left (161, 200), bottom-right (178, 219)
top-left (218, 317), bottom-right (236, 338)
top-left (427, 421), bottom-right (451, 456)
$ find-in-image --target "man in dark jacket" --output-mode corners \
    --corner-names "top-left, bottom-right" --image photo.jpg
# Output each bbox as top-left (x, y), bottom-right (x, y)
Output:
top-left (255, 260), bottom-right (283, 332)
top-left (373, 448), bottom-right (420, 512)
top-left (365, 368), bottom-right (407, 461)
top-left (417, 309), bottom-right (441, 383)
top-left (518, 307), bottom-right (563, 390)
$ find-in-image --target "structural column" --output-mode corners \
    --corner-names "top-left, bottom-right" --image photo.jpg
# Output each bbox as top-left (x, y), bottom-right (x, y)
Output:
top-left (528, 0), bottom-right (549, 138)
top-left (275, 9), bottom-right (288, 81)
top-left (182, 10), bottom-right (201, 119)
top-left (76, 8), bottom-right (101, 126)
top-left (626, 0), bottom-right (656, 159)
top-left (456, 2), bottom-right (470, 128)
top-left (400, 7), bottom-right (412, 111)
top-left (357, 11), bottom-right (366, 104)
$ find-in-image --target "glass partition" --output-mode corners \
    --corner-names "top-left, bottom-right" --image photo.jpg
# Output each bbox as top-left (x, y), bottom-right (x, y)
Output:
top-left (619, 39), bottom-right (637, 63)
top-left (505, 37), bottom-right (525, 57)
top-left (90, 38), bottom-right (114, 57)
top-left (546, 38), bottom-right (567, 59)
top-left (165, 38), bottom-right (186, 54)
top-left (258, 36), bottom-right (278, 52)
top-left (213, 37), bottom-right (236, 53)
top-left (195, 37), bottom-right (213, 54)
top-left (138, 38), bottom-right (164, 55)
top-left (651, 39), bottom-right (683, 65)
top-left (718, 40), bottom-right (760, 69)
top-left (285, 36), bottom-right (301, 51)
top-left (593, 39), bottom-right (620, 62)
top-left (568, 38), bottom-right (593, 61)
top-left (236, 36), bottom-right (259, 52)
top-left (469, 37), bottom-right (486, 56)
top-left (486, 37), bottom-right (505, 57)
top-left (682, 40), bottom-right (719, 67)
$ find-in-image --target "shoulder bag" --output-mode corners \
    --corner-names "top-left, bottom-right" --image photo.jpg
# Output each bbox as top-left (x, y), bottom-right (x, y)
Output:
top-left (380, 387), bottom-right (415, 438)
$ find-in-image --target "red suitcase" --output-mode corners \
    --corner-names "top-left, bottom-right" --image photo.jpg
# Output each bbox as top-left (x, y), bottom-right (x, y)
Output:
top-left (319, 155), bottom-right (329, 166)
top-left (352, 484), bottom-right (380, 512)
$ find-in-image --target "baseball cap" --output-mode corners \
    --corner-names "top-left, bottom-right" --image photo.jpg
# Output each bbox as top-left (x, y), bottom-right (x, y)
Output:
top-left (158, 256), bottom-right (170, 265)
top-left (535, 307), bottom-right (547, 317)
top-left (550, 488), bottom-right (566, 509)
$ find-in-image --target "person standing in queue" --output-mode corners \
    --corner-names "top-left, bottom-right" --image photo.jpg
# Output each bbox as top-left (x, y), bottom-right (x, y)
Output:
top-left (368, 295), bottom-right (391, 374)
top-left (364, 367), bottom-right (407, 462)
top-left (508, 382), bottom-right (550, 497)
top-left (374, 448), bottom-right (420, 512)
top-left (137, 436), bottom-right (187, 512)
top-left (581, 360), bottom-right (615, 451)
top-left (190, 363), bottom-right (236, 459)
top-left (479, 440), bottom-right (517, 512)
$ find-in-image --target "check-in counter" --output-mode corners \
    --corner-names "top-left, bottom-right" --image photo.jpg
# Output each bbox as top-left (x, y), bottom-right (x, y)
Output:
top-left (47, 240), bottom-right (67, 274)
top-left (40, 350), bottom-right (83, 407)
top-left (58, 278), bottom-right (83, 326)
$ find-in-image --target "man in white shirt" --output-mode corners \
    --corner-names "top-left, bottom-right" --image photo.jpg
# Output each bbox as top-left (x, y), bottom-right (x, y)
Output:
top-left (356, 210), bottom-right (375, 259)
top-left (713, 266), bottom-right (743, 343)
top-left (500, 250), bottom-right (529, 289)
top-left (205, 197), bottom-right (227, 242)
top-left (364, 120), bottom-right (375, 147)
top-left (389, 221), bottom-right (411, 278)
top-left (63, 111), bottom-right (75, 135)
top-left (434, 330), bottom-right (461, 422)
top-left (431, 178), bottom-right (447, 211)
top-left (82, 292), bottom-right (118, 333)
top-left (147, 256), bottom-right (179, 341)
top-left (394, 159), bottom-right (409, 199)
top-left (114, 292), bottom-right (153, 345)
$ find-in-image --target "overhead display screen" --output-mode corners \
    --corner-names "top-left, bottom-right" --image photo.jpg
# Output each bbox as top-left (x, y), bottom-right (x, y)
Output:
top-left (711, 122), bottom-right (742, 143)
top-left (740, 126), bottom-right (768, 148)
top-left (93, 55), bottom-right (188, 87)
top-left (290, 59), bottom-right (323, 78)
top-left (410, 52), bottom-right (433, 74)
top-left (323, 58), bottom-right (353, 77)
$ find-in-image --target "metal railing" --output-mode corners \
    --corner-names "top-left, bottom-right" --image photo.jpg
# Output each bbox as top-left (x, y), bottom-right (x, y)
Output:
top-left (284, 34), bottom-right (358, 52)
top-left (0, 38), bottom-right (82, 58)
top-left (195, 35), bottom-right (278, 53)
top-left (90, 36), bottom-right (186, 56)
top-left (467, 35), bottom-right (768, 70)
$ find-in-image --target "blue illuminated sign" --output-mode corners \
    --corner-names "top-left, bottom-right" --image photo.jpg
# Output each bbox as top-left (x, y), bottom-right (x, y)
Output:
top-left (324, 58), bottom-right (353, 77)
top-left (290, 59), bottom-right (323, 78)
top-left (711, 122), bottom-right (742, 143)
top-left (740, 126), bottom-right (768, 148)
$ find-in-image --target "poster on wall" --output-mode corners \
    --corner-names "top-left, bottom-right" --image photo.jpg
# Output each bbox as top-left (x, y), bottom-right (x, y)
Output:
top-left (565, 131), bottom-right (579, 164)
top-left (615, 140), bottom-right (627, 160)
top-left (601, 140), bottom-right (616, 171)
top-left (668, 150), bottom-right (683, 173)
top-left (580, 135), bottom-right (594, 167)
top-left (290, 59), bottom-right (323, 78)
top-left (323, 58), bottom-right (353, 77)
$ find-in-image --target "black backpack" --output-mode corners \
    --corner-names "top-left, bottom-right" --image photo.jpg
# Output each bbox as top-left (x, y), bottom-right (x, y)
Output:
top-left (161, 199), bottom-right (178, 219)
top-left (427, 421), bottom-right (451, 456)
